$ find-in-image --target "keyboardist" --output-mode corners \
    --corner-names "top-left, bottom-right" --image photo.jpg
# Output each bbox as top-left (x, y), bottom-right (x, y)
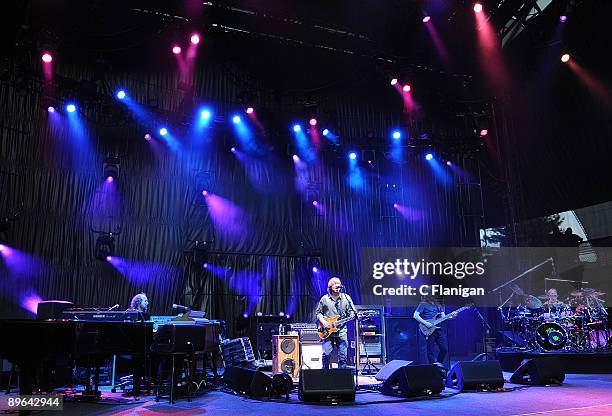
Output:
top-left (128, 293), bottom-right (149, 313)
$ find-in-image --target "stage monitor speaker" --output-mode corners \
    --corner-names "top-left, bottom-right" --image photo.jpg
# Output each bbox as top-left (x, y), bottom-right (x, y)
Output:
top-left (223, 366), bottom-right (273, 397)
top-left (272, 335), bottom-right (300, 377)
top-left (36, 300), bottom-right (74, 320)
top-left (298, 369), bottom-right (355, 403)
top-left (510, 357), bottom-right (565, 385)
top-left (446, 360), bottom-right (504, 391)
top-left (375, 359), bottom-right (413, 381)
top-left (380, 364), bottom-right (444, 397)
top-left (301, 343), bottom-right (323, 370)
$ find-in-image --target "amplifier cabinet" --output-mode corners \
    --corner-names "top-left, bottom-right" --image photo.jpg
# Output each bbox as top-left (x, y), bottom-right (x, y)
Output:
top-left (272, 335), bottom-right (300, 378)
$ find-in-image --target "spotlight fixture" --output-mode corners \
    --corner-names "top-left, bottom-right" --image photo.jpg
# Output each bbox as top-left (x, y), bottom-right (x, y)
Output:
top-left (66, 103), bottom-right (76, 113)
top-left (172, 45), bottom-right (181, 54)
top-left (190, 34), bottom-right (200, 44)
top-left (116, 90), bottom-right (126, 100)
top-left (312, 200), bottom-right (319, 206)
top-left (561, 53), bottom-right (570, 63)
top-left (309, 118), bottom-right (317, 126)
top-left (322, 129), bottom-right (329, 136)
top-left (47, 106), bottom-right (55, 113)
top-left (348, 151), bottom-right (358, 160)
top-left (403, 84), bottom-right (411, 92)
top-left (41, 52), bottom-right (53, 63)
top-left (392, 130), bottom-right (401, 140)
top-left (103, 155), bottom-right (120, 182)
top-left (232, 115), bottom-right (241, 124)
top-left (480, 129), bottom-right (488, 137)
top-left (293, 124), bottom-right (302, 132)
top-left (94, 233), bottom-right (115, 261)
top-left (230, 147), bottom-right (236, 153)
top-left (473, 3), bottom-right (483, 13)
top-left (159, 127), bottom-right (168, 136)
top-left (201, 109), bottom-right (212, 119)
top-left (559, 15), bottom-right (567, 23)
top-left (393, 203), bottom-right (398, 208)
top-left (246, 107), bottom-right (254, 114)
top-left (425, 152), bottom-right (434, 161)
top-left (422, 16), bottom-right (431, 23)
top-left (390, 78), bottom-right (398, 85)
top-left (144, 133), bottom-right (152, 141)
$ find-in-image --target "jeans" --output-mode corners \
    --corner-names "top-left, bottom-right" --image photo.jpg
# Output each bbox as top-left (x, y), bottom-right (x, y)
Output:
top-left (425, 328), bottom-right (448, 365)
top-left (322, 332), bottom-right (348, 369)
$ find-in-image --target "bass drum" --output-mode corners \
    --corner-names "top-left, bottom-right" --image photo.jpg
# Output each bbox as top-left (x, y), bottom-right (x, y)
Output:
top-left (535, 322), bottom-right (567, 351)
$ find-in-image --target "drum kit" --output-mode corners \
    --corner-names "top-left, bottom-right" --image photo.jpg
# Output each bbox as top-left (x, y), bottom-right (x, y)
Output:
top-left (500, 285), bottom-right (610, 352)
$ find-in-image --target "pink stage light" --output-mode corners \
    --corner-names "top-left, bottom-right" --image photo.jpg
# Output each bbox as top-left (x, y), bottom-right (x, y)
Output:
top-left (474, 3), bottom-right (483, 13)
top-left (309, 118), bottom-right (317, 126)
top-left (390, 78), bottom-right (398, 86)
top-left (312, 200), bottom-right (319, 206)
top-left (422, 16), bottom-right (431, 23)
top-left (47, 106), bottom-right (55, 113)
top-left (292, 154), bottom-right (300, 162)
top-left (190, 34), bottom-right (200, 45)
top-left (106, 176), bottom-right (114, 183)
top-left (41, 52), bottom-right (53, 63)
top-left (560, 15), bottom-right (567, 23)
top-left (144, 133), bottom-right (152, 141)
top-left (480, 129), bottom-right (488, 137)
top-left (393, 203), bottom-right (398, 209)
top-left (202, 190), bottom-right (208, 196)
top-left (402, 84), bottom-right (411, 92)
top-left (172, 45), bottom-right (182, 54)
top-left (561, 54), bottom-right (570, 63)
top-left (246, 107), bottom-right (254, 114)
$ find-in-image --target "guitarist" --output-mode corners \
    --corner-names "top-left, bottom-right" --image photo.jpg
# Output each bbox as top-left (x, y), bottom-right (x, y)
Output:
top-left (315, 277), bottom-right (355, 369)
top-left (413, 292), bottom-right (456, 367)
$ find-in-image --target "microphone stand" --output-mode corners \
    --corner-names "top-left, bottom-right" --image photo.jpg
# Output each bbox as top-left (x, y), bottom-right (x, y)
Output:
top-left (341, 289), bottom-right (360, 390)
top-left (472, 305), bottom-right (494, 361)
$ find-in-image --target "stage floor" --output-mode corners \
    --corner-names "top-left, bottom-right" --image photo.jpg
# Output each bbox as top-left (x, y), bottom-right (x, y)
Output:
top-left (2, 373), bottom-right (611, 416)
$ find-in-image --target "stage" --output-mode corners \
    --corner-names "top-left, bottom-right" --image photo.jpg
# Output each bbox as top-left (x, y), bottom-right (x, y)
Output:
top-left (2, 373), bottom-right (610, 416)
top-left (496, 349), bottom-right (612, 374)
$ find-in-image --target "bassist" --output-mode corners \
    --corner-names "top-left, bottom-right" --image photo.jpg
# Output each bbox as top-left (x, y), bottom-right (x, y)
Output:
top-left (315, 277), bottom-right (355, 369)
top-left (413, 292), bottom-right (456, 367)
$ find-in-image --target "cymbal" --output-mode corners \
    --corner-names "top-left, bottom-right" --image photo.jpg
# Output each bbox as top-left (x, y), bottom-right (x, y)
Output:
top-left (523, 295), bottom-right (543, 309)
top-left (510, 284), bottom-right (525, 296)
top-left (571, 288), bottom-right (606, 297)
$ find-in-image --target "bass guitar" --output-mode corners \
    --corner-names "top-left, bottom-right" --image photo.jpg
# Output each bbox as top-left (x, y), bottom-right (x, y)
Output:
top-left (318, 311), bottom-right (375, 340)
top-left (419, 303), bottom-right (473, 338)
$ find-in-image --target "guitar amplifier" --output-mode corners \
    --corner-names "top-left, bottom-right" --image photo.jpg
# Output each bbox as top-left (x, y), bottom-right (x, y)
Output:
top-left (272, 335), bottom-right (300, 377)
top-left (299, 329), bottom-right (321, 344)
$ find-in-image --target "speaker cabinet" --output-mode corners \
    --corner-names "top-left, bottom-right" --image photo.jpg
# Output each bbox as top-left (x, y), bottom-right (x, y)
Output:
top-left (380, 364), bottom-right (444, 397)
top-left (272, 335), bottom-right (300, 377)
top-left (36, 300), bottom-right (74, 320)
top-left (510, 357), bottom-right (565, 385)
top-left (446, 360), bottom-right (504, 391)
top-left (298, 369), bottom-right (355, 403)
top-left (375, 359), bottom-right (413, 381)
top-left (301, 343), bottom-right (323, 370)
top-left (223, 366), bottom-right (273, 397)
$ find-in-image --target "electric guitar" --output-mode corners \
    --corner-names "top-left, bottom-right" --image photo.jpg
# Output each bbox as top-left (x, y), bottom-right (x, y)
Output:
top-left (418, 303), bottom-right (474, 338)
top-left (318, 311), bottom-right (375, 340)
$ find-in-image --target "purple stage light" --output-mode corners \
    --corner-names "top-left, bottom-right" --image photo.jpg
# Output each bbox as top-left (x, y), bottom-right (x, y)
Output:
top-left (144, 133), bottom-right (152, 141)
top-left (246, 107), bottom-right (254, 114)
top-left (560, 15), bottom-right (567, 23)
top-left (309, 118), bottom-right (317, 126)
top-left (422, 16), bottom-right (431, 23)
top-left (41, 52), bottom-right (53, 63)
top-left (190, 34), bottom-right (200, 45)
top-left (446, 161), bottom-right (452, 166)
top-left (47, 106), bottom-right (55, 113)
top-left (243, 313), bottom-right (249, 318)
top-left (230, 147), bottom-right (236, 153)
top-left (203, 263), bottom-right (209, 269)
top-left (292, 154), bottom-right (299, 162)
top-left (106, 255), bottom-right (112, 261)
top-left (390, 78), bottom-right (398, 86)
top-left (106, 176), bottom-right (114, 183)
top-left (172, 45), bottom-right (181, 54)
top-left (393, 203), bottom-right (398, 208)
top-left (202, 190), bottom-right (208, 196)
top-left (312, 266), bottom-right (319, 273)
top-left (0, 244), bottom-right (5, 253)
top-left (312, 200), bottom-right (319, 206)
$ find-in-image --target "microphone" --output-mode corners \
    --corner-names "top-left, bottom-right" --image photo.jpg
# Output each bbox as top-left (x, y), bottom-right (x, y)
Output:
top-left (172, 303), bottom-right (191, 312)
top-left (108, 304), bottom-right (120, 311)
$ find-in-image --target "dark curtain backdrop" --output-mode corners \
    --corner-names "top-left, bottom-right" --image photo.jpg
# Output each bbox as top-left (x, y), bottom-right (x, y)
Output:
top-left (0, 56), bottom-right (478, 328)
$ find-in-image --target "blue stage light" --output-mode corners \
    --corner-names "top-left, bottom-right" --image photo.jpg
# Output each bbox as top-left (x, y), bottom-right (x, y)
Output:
top-left (66, 103), bottom-right (76, 113)
top-left (159, 127), bottom-right (168, 136)
top-left (201, 109), bottom-right (211, 120)
top-left (392, 130), bottom-right (401, 139)
top-left (348, 151), bottom-right (358, 160)
top-left (116, 90), bottom-right (126, 100)
top-left (232, 115), bottom-right (241, 124)
top-left (293, 124), bottom-right (302, 133)
top-left (425, 152), bottom-right (434, 161)
top-left (322, 129), bottom-right (329, 136)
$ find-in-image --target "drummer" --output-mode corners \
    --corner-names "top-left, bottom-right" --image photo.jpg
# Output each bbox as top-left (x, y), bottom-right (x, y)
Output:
top-left (543, 288), bottom-right (562, 306)
top-left (541, 288), bottom-right (570, 319)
